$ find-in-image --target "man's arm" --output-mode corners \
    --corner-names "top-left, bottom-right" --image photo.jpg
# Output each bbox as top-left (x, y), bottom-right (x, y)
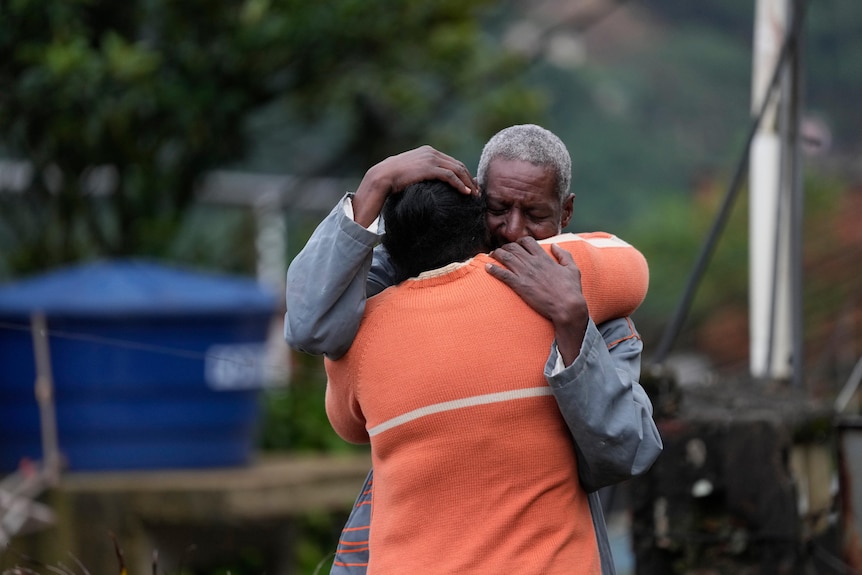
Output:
top-left (284, 147), bottom-right (477, 358)
top-left (487, 236), bottom-right (661, 490)
top-left (284, 195), bottom-right (394, 358)
top-left (546, 317), bottom-right (662, 492)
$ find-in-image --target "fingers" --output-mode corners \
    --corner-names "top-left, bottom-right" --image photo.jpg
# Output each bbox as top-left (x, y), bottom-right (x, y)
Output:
top-left (491, 240), bottom-right (580, 281)
top-left (488, 244), bottom-right (522, 267)
top-left (492, 237), bottom-right (548, 265)
top-left (550, 243), bottom-right (576, 266)
top-left (356, 146), bottom-right (476, 225)
top-left (488, 242), bottom-right (532, 277)
top-left (493, 237), bottom-right (532, 256)
top-left (484, 262), bottom-right (517, 286)
top-left (400, 146), bottom-right (476, 195)
top-left (508, 239), bottom-right (577, 266)
top-left (515, 236), bottom-right (543, 253)
top-left (429, 149), bottom-right (478, 195)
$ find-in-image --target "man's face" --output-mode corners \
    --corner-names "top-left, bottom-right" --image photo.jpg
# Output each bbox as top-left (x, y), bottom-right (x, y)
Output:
top-left (483, 158), bottom-right (574, 249)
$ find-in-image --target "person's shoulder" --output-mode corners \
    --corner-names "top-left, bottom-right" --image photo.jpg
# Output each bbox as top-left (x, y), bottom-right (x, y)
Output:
top-left (537, 231), bottom-right (635, 249)
top-left (365, 283), bottom-right (401, 311)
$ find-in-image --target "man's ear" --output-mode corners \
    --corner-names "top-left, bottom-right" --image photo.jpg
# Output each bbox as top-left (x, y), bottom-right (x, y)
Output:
top-left (560, 194), bottom-right (575, 229)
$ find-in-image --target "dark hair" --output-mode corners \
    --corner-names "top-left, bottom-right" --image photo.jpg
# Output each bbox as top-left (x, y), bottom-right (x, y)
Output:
top-left (382, 180), bottom-right (488, 283)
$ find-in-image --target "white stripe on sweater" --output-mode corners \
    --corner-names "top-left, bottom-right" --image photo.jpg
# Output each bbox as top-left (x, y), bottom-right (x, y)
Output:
top-left (539, 232), bottom-right (630, 248)
top-left (368, 387), bottom-right (553, 437)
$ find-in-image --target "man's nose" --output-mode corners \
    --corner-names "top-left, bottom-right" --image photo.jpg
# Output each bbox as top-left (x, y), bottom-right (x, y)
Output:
top-left (501, 212), bottom-right (528, 242)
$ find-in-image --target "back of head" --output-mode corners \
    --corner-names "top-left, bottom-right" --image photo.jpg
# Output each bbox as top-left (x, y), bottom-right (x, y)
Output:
top-left (382, 180), bottom-right (488, 283)
top-left (476, 124), bottom-right (572, 201)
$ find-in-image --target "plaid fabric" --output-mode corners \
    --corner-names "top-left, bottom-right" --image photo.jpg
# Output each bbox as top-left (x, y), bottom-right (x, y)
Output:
top-left (331, 469), bottom-right (373, 574)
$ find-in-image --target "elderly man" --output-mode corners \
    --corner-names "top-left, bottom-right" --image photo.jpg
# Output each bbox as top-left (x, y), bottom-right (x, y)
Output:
top-left (285, 124), bottom-right (662, 574)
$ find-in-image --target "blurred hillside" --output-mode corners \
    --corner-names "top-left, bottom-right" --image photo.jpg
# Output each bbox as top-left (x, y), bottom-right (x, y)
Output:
top-left (493, 0), bottom-right (860, 234)
top-left (236, 0), bottom-right (861, 233)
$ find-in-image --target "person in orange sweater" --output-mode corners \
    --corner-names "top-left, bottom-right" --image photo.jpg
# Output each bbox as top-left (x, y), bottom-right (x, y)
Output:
top-left (325, 180), bottom-right (649, 574)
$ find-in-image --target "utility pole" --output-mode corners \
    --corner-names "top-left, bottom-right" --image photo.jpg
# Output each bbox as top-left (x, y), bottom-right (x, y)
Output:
top-left (749, 0), bottom-right (803, 384)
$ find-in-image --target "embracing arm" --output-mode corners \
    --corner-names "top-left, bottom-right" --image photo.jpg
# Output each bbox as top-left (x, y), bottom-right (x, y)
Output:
top-left (284, 147), bottom-right (477, 358)
top-left (545, 317), bottom-right (663, 492)
top-left (486, 233), bottom-right (649, 361)
top-left (486, 234), bottom-right (660, 491)
top-left (283, 195), bottom-right (394, 358)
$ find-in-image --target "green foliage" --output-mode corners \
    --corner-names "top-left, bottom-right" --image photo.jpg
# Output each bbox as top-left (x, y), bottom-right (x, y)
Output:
top-left (0, 0), bottom-right (543, 277)
top-left (533, 16), bottom-right (754, 233)
top-left (292, 511), bottom-right (352, 575)
top-left (627, 172), bottom-right (853, 366)
top-left (169, 204), bottom-right (259, 276)
top-left (804, 0), bottom-right (862, 153)
top-left (625, 185), bottom-right (750, 346)
top-left (259, 351), bottom-right (367, 454)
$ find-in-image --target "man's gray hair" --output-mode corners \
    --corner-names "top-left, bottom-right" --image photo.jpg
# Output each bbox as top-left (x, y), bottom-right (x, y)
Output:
top-left (476, 124), bottom-right (572, 201)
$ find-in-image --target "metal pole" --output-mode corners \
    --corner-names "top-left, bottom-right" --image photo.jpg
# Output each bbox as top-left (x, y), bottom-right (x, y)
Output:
top-left (750, 0), bottom-right (795, 382)
top-left (31, 313), bottom-right (61, 484)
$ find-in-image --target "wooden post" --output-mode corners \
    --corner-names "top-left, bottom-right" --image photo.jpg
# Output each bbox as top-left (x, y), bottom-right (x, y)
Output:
top-left (31, 312), bottom-right (62, 484)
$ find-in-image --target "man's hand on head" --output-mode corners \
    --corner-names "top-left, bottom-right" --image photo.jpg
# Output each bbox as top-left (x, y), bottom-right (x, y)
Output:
top-left (485, 238), bottom-right (589, 366)
top-left (352, 146), bottom-right (479, 227)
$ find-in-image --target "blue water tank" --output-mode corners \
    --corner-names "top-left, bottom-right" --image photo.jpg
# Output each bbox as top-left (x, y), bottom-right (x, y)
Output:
top-left (0, 260), bottom-right (278, 471)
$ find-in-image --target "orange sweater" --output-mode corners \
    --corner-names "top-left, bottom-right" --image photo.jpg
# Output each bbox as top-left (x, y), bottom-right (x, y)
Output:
top-left (536, 232), bottom-right (648, 323)
top-left (325, 232), bottom-right (647, 574)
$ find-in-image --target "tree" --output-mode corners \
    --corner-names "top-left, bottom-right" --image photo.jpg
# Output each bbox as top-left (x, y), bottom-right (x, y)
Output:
top-left (0, 0), bottom-right (544, 275)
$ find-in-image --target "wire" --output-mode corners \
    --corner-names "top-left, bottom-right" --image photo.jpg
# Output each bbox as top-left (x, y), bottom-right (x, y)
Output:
top-left (0, 320), bottom-right (293, 381)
